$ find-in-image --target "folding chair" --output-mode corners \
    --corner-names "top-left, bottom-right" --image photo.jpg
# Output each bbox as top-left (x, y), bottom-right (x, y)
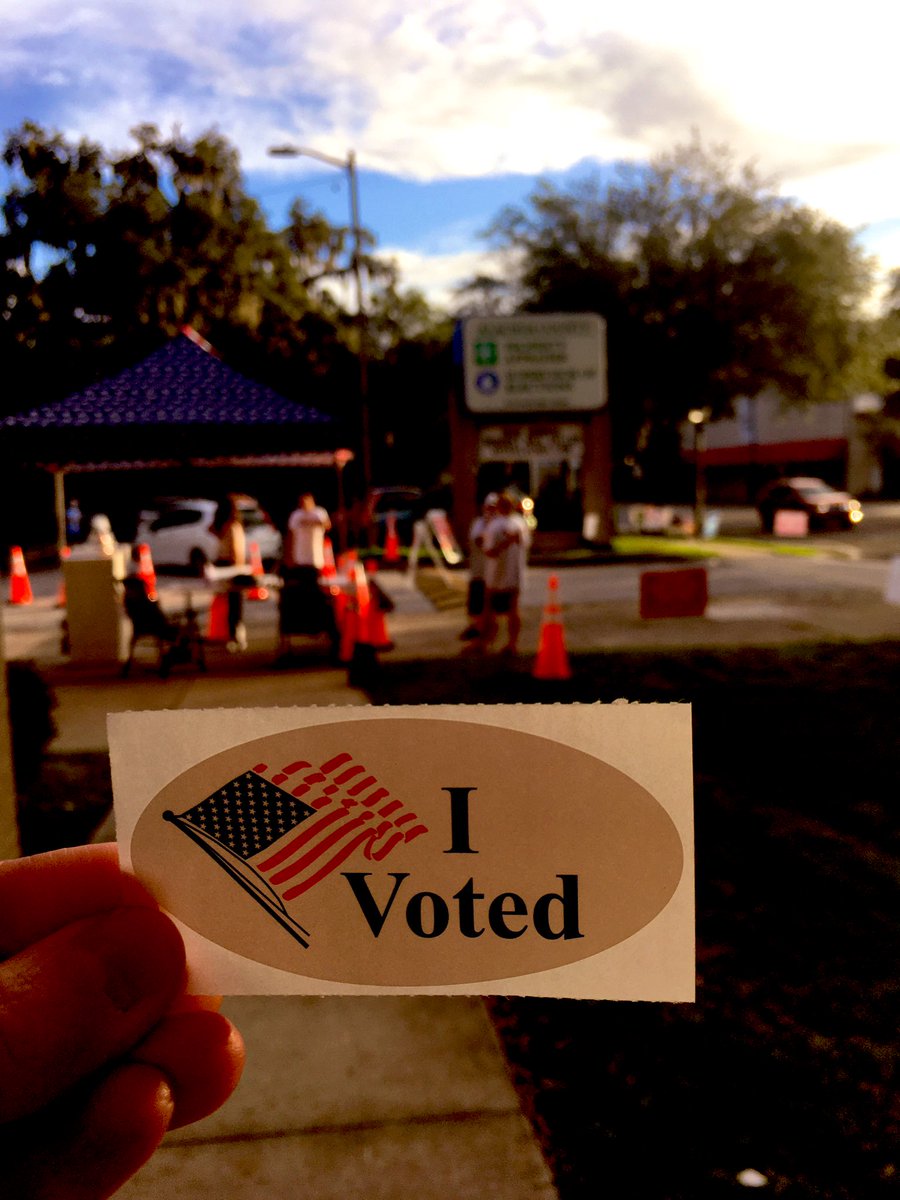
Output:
top-left (121, 577), bottom-right (206, 678)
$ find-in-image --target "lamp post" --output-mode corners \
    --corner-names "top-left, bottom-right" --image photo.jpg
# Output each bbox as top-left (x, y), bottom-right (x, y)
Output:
top-left (268, 143), bottom-right (371, 499)
top-left (687, 407), bottom-right (710, 537)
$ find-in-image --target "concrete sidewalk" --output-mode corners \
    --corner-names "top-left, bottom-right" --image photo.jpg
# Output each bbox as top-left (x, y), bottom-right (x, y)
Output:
top-left (14, 553), bottom-right (900, 1198)
top-left (118, 995), bottom-right (554, 1199)
top-left (4, 591), bottom-right (557, 1200)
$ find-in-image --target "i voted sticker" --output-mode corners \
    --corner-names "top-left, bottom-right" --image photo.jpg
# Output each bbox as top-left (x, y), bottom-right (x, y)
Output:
top-left (113, 705), bottom-right (694, 999)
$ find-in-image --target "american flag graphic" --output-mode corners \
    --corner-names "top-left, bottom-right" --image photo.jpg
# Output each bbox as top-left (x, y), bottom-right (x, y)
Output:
top-left (163, 752), bottom-right (428, 947)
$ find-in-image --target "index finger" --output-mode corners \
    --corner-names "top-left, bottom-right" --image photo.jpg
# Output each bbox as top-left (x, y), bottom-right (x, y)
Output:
top-left (0, 845), bottom-right (157, 958)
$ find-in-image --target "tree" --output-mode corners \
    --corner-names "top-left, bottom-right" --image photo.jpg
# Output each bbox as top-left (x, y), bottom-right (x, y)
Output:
top-left (1, 123), bottom-right (111, 402)
top-left (0, 122), bottom-right (360, 411)
top-left (365, 281), bottom-right (455, 484)
top-left (0, 119), bottom-right (458, 493)
top-left (470, 137), bottom-right (878, 491)
top-left (857, 270), bottom-right (900, 493)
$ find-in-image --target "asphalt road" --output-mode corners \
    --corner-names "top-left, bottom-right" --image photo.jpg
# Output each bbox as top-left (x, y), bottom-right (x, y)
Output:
top-left (6, 501), bottom-right (900, 644)
top-left (12, 551), bottom-right (900, 616)
top-left (522, 551), bottom-right (896, 609)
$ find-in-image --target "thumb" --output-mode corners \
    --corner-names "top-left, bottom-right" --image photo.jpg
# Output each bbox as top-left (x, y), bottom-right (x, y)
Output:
top-left (4, 1064), bottom-right (175, 1200)
top-left (0, 906), bottom-right (185, 1123)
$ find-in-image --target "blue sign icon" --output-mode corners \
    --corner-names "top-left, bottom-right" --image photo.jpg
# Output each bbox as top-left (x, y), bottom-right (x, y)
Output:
top-left (476, 371), bottom-right (501, 394)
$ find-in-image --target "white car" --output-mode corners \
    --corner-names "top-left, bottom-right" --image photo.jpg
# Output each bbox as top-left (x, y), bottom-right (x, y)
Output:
top-left (134, 497), bottom-right (282, 574)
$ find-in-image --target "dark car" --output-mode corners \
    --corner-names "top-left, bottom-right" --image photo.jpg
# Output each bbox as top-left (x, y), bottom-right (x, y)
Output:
top-left (756, 477), bottom-right (864, 533)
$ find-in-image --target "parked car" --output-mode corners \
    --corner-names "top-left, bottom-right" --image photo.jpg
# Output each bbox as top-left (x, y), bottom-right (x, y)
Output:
top-left (756, 477), bottom-right (864, 533)
top-left (134, 497), bottom-right (282, 573)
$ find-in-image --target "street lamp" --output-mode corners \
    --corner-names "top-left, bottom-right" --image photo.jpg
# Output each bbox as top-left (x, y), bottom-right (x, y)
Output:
top-left (687, 407), bottom-right (711, 537)
top-left (268, 143), bottom-right (371, 499)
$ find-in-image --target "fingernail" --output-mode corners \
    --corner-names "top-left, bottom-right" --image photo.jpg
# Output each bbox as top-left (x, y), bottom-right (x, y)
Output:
top-left (81, 907), bottom-right (186, 1014)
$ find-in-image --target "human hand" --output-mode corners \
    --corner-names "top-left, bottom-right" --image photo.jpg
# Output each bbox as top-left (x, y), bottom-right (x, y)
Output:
top-left (0, 844), bottom-right (245, 1199)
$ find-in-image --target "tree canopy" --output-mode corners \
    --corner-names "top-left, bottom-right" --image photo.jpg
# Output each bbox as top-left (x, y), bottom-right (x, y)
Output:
top-left (0, 121), bottom-right (448, 458)
top-left (470, 138), bottom-right (879, 483)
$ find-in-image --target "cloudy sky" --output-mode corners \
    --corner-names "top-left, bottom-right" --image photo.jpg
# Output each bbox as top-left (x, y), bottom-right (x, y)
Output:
top-left (2, 0), bottom-right (898, 309)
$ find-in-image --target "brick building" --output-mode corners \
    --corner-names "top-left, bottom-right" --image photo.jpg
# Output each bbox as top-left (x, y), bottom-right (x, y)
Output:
top-left (685, 390), bottom-right (884, 503)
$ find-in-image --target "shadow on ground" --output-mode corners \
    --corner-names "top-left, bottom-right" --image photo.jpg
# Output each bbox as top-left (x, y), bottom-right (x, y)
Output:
top-left (366, 642), bottom-right (900, 1199)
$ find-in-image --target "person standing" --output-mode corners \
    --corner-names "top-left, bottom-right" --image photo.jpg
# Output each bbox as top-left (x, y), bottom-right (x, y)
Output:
top-left (481, 492), bottom-right (530, 656)
top-left (285, 493), bottom-right (331, 579)
top-left (461, 493), bottom-right (498, 640)
top-left (280, 493), bottom-right (335, 647)
top-left (65, 498), bottom-right (83, 544)
top-left (87, 514), bottom-right (117, 557)
top-left (210, 495), bottom-right (247, 651)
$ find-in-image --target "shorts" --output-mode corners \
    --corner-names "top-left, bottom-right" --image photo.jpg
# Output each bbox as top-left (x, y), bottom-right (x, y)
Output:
top-left (489, 589), bottom-right (518, 615)
top-left (466, 578), bottom-right (485, 617)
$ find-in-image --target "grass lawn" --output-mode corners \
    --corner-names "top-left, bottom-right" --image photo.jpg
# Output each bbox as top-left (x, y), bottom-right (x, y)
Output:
top-left (611, 534), bottom-right (818, 559)
top-left (366, 643), bottom-right (900, 1198)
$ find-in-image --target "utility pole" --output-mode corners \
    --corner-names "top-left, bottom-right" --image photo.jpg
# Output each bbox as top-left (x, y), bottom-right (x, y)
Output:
top-left (268, 143), bottom-right (371, 496)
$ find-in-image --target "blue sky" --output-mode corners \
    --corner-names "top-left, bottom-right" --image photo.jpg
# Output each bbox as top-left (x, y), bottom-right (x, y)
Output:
top-left (2, 0), bottom-right (899, 310)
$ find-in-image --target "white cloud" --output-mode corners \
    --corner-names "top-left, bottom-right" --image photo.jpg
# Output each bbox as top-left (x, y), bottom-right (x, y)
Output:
top-left (868, 227), bottom-right (900, 276)
top-left (376, 245), bottom-right (487, 309)
top-left (857, 221), bottom-right (900, 314)
top-left (5, 1), bottom-right (892, 174)
top-left (376, 243), bottom-right (523, 313)
top-left (781, 150), bottom-right (900, 232)
top-left (2, 0), bottom-right (899, 280)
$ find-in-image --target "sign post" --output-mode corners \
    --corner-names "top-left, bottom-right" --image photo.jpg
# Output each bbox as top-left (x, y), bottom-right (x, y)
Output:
top-left (455, 314), bottom-right (613, 544)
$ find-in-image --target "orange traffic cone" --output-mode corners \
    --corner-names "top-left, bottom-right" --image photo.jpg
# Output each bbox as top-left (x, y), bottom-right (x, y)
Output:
top-left (338, 600), bottom-right (358, 664)
top-left (365, 592), bottom-right (394, 650)
top-left (337, 548), bottom-right (358, 575)
top-left (329, 584), bottom-right (348, 632)
top-left (56, 546), bottom-right (71, 607)
top-left (205, 592), bottom-right (231, 642)
top-left (353, 562), bottom-right (371, 627)
top-left (246, 541), bottom-right (269, 601)
top-left (532, 575), bottom-right (572, 680)
top-left (340, 563), bottom-right (373, 662)
top-left (136, 543), bottom-right (158, 601)
top-left (383, 511), bottom-right (401, 565)
top-left (346, 563), bottom-right (380, 685)
top-left (8, 546), bottom-right (33, 605)
top-left (321, 538), bottom-right (336, 578)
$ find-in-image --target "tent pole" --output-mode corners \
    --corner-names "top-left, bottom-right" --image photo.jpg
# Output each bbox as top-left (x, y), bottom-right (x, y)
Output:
top-left (53, 468), bottom-right (67, 554)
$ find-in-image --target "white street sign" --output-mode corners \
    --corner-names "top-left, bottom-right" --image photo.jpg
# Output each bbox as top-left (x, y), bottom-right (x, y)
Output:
top-left (462, 313), bottom-right (607, 413)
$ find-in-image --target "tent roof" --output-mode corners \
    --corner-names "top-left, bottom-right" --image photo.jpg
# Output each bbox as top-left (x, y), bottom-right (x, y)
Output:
top-left (2, 329), bottom-right (332, 431)
top-left (60, 451), bottom-right (353, 472)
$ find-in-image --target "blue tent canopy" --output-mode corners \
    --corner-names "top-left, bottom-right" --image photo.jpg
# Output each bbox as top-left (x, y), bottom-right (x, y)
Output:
top-left (0, 330), bottom-right (352, 550)
top-left (2, 329), bottom-right (332, 432)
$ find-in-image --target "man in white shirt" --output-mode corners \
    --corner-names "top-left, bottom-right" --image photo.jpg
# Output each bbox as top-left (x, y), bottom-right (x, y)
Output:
top-left (285, 493), bottom-right (331, 573)
top-left (461, 492), bottom-right (498, 640)
top-left (481, 492), bottom-right (530, 655)
top-left (280, 494), bottom-right (335, 647)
